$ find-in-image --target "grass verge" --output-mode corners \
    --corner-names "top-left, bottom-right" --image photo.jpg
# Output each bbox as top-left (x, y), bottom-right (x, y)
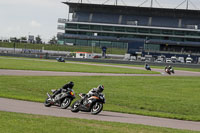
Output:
top-left (0, 76), bottom-right (200, 121)
top-left (0, 111), bottom-right (198, 133)
top-left (0, 57), bottom-right (158, 74)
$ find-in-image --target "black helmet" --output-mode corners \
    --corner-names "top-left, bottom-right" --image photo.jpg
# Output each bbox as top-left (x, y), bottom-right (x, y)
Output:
top-left (97, 85), bottom-right (104, 93)
top-left (68, 81), bottom-right (74, 88)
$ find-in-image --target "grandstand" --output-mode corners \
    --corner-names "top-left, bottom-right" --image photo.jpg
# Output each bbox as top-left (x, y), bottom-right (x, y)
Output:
top-left (57, 1), bottom-right (200, 58)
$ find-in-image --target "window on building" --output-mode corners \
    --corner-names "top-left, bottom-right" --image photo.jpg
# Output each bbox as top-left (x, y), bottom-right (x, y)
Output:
top-left (126, 27), bottom-right (137, 32)
top-left (114, 27), bottom-right (125, 32)
top-left (186, 31), bottom-right (199, 36)
top-left (150, 29), bottom-right (161, 34)
top-left (90, 25), bottom-right (101, 30)
top-left (138, 28), bottom-right (149, 33)
top-left (162, 30), bottom-right (173, 35)
top-left (174, 30), bottom-right (184, 35)
top-left (78, 24), bottom-right (89, 29)
top-left (66, 24), bottom-right (77, 29)
top-left (102, 26), bottom-right (113, 31)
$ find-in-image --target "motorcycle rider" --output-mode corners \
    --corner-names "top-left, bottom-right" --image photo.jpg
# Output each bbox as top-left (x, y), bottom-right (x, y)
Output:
top-left (168, 65), bottom-right (172, 70)
top-left (168, 65), bottom-right (174, 74)
top-left (81, 85), bottom-right (104, 105)
top-left (164, 66), bottom-right (167, 70)
top-left (164, 66), bottom-right (168, 71)
top-left (145, 63), bottom-right (150, 70)
top-left (87, 85), bottom-right (104, 97)
top-left (51, 81), bottom-right (74, 100)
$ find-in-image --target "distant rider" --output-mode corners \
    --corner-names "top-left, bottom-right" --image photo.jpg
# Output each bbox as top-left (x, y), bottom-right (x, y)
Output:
top-left (145, 63), bottom-right (150, 70)
top-left (164, 66), bottom-right (168, 71)
top-left (168, 65), bottom-right (172, 70)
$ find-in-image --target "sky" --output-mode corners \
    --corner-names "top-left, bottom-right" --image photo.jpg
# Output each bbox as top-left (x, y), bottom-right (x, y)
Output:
top-left (1, 0), bottom-right (200, 42)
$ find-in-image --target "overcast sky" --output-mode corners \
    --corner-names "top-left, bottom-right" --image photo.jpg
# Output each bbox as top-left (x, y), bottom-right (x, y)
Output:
top-left (1, 0), bottom-right (200, 42)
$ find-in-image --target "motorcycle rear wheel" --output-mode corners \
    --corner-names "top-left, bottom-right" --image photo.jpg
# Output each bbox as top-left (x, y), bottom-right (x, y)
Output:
top-left (60, 98), bottom-right (72, 109)
top-left (91, 102), bottom-right (103, 115)
top-left (44, 98), bottom-right (51, 107)
top-left (71, 101), bottom-right (80, 113)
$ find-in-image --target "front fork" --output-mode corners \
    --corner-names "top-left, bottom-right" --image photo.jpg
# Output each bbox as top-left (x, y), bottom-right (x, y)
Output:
top-left (47, 92), bottom-right (51, 98)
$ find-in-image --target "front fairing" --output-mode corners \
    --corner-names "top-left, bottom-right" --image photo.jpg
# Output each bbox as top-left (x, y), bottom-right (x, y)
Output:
top-left (68, 89), bottom-right (76, 99)
top-left (99, 94), bottom-right (106, 103)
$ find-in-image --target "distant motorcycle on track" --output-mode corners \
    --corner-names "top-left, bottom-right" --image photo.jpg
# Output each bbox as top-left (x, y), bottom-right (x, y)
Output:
top-left (165, 67), bottom-right (175, 75)
top-left (56, 56), bottom-right (65, 62)
top-left (165, 68), bottom-right (171, 75)
top-left (145, 63), bottom-right (151, 71)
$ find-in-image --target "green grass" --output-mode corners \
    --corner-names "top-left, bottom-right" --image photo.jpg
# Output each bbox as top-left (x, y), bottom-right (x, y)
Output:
top-left (0, 57), bottom-right (158, 74)
top-left (1, 76), bottom-right (200, 121)
top-left (1, 56), bottom-right (200, 73)
top-left (0, 42), bottom-right (126, 55)
top-left (93, 62), bottom-right (200, 72)
top-left (77, 61), bottom-right (200, 72)
top-left (150, 66), bottom-right (200, 72)
top-left (0, 111), bottom-right (198, 133)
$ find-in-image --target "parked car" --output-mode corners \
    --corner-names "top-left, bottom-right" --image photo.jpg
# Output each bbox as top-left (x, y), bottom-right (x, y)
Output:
top-left (93, 55), bottom-right (101, 58)
top-left (177, 57), bottom-right (185, 63)
top-left (186, 57), bottom-right (193, 63)
top-left (166, 58), bottom-right (172, 63)
top-left (155, 58), bottom-right (164, 63)
top-left (171, 56), bottom-right (177, 63)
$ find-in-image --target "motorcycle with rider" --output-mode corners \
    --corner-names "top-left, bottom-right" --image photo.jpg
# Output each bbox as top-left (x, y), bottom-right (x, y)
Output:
top-left (165, 65), bottom-right (175, 75)
top-left (56, 56), bottom-right (65, 62)
top-left (71, 85), bottom-right (105, 115)
top-left (44, 81), bottom-right (75, 109)
top-left (145, 63), bottom-right (151, 71)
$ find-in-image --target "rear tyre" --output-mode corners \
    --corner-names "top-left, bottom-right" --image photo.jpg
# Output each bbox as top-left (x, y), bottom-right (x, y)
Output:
top-left (44, 98), bottom-right (52, 107)
top-left (60, 98), bottom-right (72, 109)
top-left (71, 101), bottom-right (80, 113)
top-left (91, 102), bottom-right (103, 115)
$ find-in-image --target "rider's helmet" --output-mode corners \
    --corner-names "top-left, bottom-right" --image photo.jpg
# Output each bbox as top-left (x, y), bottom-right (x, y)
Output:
top-left (68, 81), bottom-right (74, 88)
top-left (97, 85), bottom-right (104, 93)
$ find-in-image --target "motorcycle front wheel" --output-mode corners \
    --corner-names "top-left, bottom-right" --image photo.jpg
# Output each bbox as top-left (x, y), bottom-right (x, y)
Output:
top-left (71, 101), bottom-right (80, 113)
top-left (60, 98), bottom-right (72, 109)
top-left (44, 98), bottom-right (52, 107)
top-left (91, 102), bottom-right (103, 115)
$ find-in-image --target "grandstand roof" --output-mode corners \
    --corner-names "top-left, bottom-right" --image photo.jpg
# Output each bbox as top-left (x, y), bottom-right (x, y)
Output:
top-left (63, 2), bottom-right (200, 18)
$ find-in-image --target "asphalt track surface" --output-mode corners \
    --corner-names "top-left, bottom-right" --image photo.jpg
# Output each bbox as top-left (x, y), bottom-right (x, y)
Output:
top-left (1, 98), bottom-right (200, 131)
top-left (0, 60), bottom-right (200, 131)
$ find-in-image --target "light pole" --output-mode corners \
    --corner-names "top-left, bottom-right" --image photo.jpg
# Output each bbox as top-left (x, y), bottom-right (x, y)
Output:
top-left (93, 33), bottom-right (98, 55)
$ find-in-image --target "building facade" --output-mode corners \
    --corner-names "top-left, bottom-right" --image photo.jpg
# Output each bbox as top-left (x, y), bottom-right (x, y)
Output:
top-left (57, 2), bottom-right (200, 57)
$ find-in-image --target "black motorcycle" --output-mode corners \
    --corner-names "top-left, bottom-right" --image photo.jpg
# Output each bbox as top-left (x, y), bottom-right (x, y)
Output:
top-left (44, 89), bottom-right (75, 109)
top-left (71, 93), bottom-right (105, 115)
top-left (56, 57), bottom-right (65, 62)
top-left (145, 66), bottom-right (151, 71)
